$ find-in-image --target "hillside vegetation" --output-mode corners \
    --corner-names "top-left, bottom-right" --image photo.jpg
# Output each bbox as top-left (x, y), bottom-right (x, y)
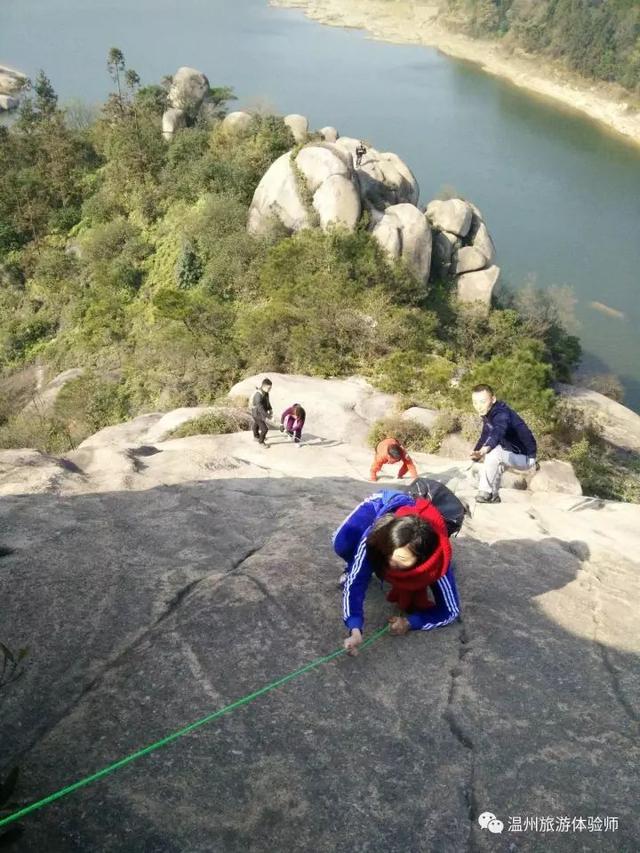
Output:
top-left (444, 0), bottom-right (640, 93)
top-left (0, 52), bottom-right (638, 500)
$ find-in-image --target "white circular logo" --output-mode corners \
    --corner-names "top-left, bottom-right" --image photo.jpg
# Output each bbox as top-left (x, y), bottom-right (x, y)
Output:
top-left (488, 819), bottom-right (504, 834)
top-left (478, 812), bottom-right (496, 829)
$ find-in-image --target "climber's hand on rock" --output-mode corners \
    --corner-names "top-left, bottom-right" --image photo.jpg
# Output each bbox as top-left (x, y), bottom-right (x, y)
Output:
top-left (388, 615), bottom-right (410, 636)
top-left (470, 450), bottom-right (482, 461)
top-left (344, 629), bottom-right (363, 656)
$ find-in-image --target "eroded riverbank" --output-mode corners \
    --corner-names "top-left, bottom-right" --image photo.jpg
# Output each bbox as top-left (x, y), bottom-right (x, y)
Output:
top-left (271, 0), bottom-right (640, 148)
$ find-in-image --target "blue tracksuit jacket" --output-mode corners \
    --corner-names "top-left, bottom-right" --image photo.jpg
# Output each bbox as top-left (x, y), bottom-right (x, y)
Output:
top-left (332, 490), bottom-right (461, 633)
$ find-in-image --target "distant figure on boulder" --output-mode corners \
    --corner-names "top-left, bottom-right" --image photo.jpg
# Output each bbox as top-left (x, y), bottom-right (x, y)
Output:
top-left (333, 488), bottom-right (461, 656)
top-left (355, 141), bottom-right (367, 167)
top-left (280, 403), bottom-right (306, 444)
top-left (370, 438), bottom-right (417, 482)
top-left (470, 384), bottom-right (537, 503)
top-left (250, 378), bottom-right (273, 446)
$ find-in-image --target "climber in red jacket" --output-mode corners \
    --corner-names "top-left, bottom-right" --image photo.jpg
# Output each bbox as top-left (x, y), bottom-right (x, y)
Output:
top-left (370, 438), bottom-right (418, 482)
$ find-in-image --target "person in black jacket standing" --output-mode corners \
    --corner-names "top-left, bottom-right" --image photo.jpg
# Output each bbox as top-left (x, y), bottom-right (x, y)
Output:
top-left (470, 384), bottom-right (537, 503)
top-left (250, 378), bottom-right (273, 446)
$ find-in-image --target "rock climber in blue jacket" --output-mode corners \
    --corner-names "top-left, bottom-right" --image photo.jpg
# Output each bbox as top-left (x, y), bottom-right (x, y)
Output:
top-left (332, 489), bottom-right (461, 656)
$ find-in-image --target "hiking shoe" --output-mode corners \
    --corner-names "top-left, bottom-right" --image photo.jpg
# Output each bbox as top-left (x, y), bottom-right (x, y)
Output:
top-left (476, 491), bottom-right (501, 504)
top-left (258, 441), bottom-right (269, 448)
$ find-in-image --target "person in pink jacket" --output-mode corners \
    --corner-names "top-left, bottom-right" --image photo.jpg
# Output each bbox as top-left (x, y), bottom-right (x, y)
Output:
top-left (280, 404), bottom-right (306, 443)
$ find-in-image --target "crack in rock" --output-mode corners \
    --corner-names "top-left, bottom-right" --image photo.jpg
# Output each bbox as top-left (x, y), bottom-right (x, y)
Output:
top-left (583, 562), bottom-right (639, 728)
top-left (14, 544), bottom-right (261, 764)
top-left (442, 621), bottom-right (479, 852)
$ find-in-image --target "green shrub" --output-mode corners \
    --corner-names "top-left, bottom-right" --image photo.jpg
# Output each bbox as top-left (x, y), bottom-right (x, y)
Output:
top-left (460, 341), bottom-right (556, 423)
top-left (0, 412), bottom-right (75, 453)
top-left (169, 409), bottom-right (250, 438)
top-left (53, 372), bottom-right (132, 445)
top-left (368, 416), bottom-right (437, 454)
top-left (431, 409), bottom-right (461, 435)
top-left (373, 351), bottom-right (456, 405)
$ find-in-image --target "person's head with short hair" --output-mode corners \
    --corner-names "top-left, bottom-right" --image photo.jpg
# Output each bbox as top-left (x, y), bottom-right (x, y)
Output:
top-left (387, 443), bottom-right (402, 460)
top-left (260, 378), bottom-right (272, 392)
top-left (366, 513), bottom-right (438, 577)
top-left (471, 384), bottom-right (496, 417)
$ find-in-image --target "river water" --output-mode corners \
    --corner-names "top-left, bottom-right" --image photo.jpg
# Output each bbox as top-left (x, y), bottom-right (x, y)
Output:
top-left (2, 0), bottom-right (640, 409)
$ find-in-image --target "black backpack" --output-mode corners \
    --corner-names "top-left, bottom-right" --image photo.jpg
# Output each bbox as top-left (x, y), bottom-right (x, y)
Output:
top-left (401, 477), bottom-right (469, 538)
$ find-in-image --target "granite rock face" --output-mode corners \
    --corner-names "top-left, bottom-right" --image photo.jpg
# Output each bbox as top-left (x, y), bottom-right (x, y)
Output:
top-left (247, 145), bottom-right (361, 235)
top-left (161, 107), bottom-right (187, 140)
top-left (426, 198), bottom-right (473, 237)
top-left (371, 202), bottom-right (432, 284)
top-left (284, 113), bottom-right (309, 143)
top-left (167, 66), bottom-right (209, 117)
top-left (335, 137), bottom-right (419, 211)
top-left (457, 265), bottom-right (501, 310)
top-left (558, 383), bottom-right (640, 453)
top-left (1, 375), bottom-right (637, 852)
top-left (221, 111), bottom-right (253, 134)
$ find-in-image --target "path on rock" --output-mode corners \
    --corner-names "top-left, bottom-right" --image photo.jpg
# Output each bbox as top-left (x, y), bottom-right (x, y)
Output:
top-left (1, 386), bottom-right (638, 851)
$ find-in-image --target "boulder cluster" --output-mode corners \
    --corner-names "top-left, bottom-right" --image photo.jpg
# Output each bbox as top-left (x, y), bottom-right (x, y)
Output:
top-left (244, 115), bottom-right (500, 308)
top-left (161, 67), bottom-right (500, 309)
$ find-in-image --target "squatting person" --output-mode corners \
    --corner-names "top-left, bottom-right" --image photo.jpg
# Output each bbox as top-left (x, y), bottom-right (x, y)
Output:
top-left (470, 384), bottom-right (537, 503)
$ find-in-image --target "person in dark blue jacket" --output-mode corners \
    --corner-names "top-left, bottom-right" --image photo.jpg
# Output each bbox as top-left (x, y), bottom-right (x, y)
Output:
top-left (470, 384), bottom-right (537, 503)
top-left (332, 490), bottom-right (460, 656)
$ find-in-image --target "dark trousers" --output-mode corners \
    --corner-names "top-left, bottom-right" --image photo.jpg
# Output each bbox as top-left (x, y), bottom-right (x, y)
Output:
top-left (252, 416), bottom-right (268, 443)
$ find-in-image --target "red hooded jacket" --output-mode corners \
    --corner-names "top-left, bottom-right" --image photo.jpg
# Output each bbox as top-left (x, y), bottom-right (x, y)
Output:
top-left (383, 498), bottom-right (452, 612)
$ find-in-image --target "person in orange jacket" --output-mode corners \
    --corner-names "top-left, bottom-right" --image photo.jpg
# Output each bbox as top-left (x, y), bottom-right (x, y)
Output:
top-left (370, 438), bottom-right (418, 482)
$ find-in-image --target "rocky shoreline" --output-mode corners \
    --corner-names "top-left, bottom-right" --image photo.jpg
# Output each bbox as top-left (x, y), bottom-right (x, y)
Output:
top-left (270, 0), bottom-right (640, 149)
top-left (0, 64), bottom-right (28, 111)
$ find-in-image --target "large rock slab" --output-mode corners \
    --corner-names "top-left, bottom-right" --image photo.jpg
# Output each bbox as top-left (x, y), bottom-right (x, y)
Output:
top-left (426, 199), bottom-right (473, 237)
top-left (0, 93), bottom-right (19, 111)
top-left (558, 383), bottom-right (640, 453)
top-left (401, 406), bottom-right (439, 429)
top-left (248, 145), bottom-right (360, 236)
top-left (161, 107), bottom-right (186, 140)
top-left (470, 219), bottom-right (496, 265)
top-left (284, 113), bottom-right (309, 143)
top-left (529, 460), bottom-right (582, 495)
top-left (371, 203), bottom-right (432, 284)
top-left (312, 173), bottom-right (361, 230)
top-left (228, 373), bottom-right (397, 445)
top-left (167, 66), bottom-right (209, 117)
top-left (221, 111), bottom-right (253, 134)
top-left (457, 265), bottom-right (501, 310)
top-left (295, 143), bottom-right (352, 192)
top-left (247, 152), bottom-right (311, 235)
top-left (318, 125), bottom-right (339, 142)
top-left (453, 245), bottom-right (487, 275)
top-left (0, 419), bottom-right (638, 851)
top-left (335, 137), bottom-right (419, 210)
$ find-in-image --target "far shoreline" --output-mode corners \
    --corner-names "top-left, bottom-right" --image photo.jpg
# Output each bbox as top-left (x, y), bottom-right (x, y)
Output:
top-left (270, 0), bottom-right (640, 150)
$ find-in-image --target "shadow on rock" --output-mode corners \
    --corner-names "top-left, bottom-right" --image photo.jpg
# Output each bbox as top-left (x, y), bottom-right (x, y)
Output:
top-left (0, 477), bottom-right (637, 852)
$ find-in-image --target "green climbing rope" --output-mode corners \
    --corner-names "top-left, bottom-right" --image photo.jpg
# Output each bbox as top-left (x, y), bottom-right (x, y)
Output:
top-left (0, 624), bottom-right (390, 829)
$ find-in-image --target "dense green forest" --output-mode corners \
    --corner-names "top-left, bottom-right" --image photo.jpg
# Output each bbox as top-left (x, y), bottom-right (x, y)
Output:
top-left (0, 53), bottom-right (638, 499)
top-left (444, 0), bottom-right (640, 92)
